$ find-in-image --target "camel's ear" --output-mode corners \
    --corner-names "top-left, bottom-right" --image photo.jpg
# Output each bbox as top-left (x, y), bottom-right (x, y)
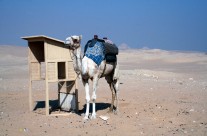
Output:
top-left (79, 35), bottom-right (82, 40)
top-left (71, 36), bottom-right (74, 40)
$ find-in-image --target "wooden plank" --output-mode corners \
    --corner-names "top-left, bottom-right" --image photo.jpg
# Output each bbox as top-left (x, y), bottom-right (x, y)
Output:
top-left (68, 61), bottom-right (76, 80)
top-left (45, 42), bottom-right (50, 116)
top-left (47, 62), bottom-right (56, 81)
top-left (46, 40), bottom-right (71, 61)
top-left (31, 62), bottom-right (41, 80)
top-left (50, 112), bottom-right (72, 116)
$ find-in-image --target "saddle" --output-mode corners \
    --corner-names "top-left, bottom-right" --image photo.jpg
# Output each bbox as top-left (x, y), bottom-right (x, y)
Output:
top-left (104, 42), bottom-right (118, 62)
top-left (84, 39), bottom-right (119, 65)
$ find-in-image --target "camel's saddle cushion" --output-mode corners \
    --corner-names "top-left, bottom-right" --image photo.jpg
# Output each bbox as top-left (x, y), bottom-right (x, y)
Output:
top-left (104, 42), bottom-right (119, 55)
top-left (84, 39), bottom-right (119, 65)
top-left (104, 42), bottom-right (118, 62)
top-left (85, 40), bottom-right (105, 66)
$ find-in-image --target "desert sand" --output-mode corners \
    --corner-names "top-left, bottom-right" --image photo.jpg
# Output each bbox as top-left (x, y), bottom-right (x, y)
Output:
top-left (0, 45), bottom-right (207, 136)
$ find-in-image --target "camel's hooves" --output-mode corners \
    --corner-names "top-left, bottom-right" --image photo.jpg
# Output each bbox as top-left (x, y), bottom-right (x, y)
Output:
top-left (90, 114), bottom-right (96, 119)
top-left (114, 110), bottom-right (119, 115)
top-left (83, 116), bottom-right (89, 120)
top-left (107, 109), bottom-right (113, 113)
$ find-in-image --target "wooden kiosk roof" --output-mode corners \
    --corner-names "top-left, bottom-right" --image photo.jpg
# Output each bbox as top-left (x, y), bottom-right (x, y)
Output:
top-left (21, 35), bottom-right (65, 44)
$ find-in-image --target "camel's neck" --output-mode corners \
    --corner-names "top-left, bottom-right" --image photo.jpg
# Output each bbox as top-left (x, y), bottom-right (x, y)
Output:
top-left (72, 46), bottom-right (82, 74)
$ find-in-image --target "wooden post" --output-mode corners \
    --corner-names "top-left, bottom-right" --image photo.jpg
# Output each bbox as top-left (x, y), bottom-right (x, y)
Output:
top-left (28, 46), bottom-right (33, 111)
top-left (45, 42), bottom-right (49, 116)
top-left (75, 78), bottom-right (79, 112)
top-left (29, 80), bottom-right (33, 111)
top-left (46, 81), bottom-right (49, 116)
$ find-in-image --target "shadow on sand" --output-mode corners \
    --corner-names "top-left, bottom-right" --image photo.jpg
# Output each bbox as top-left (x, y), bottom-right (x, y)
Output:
top-left (33, 100), bottom-right (111, 115)
top-left (33, 100), bottom-right (59, 111)
top-left (79, 103), bottom-right (111, 114)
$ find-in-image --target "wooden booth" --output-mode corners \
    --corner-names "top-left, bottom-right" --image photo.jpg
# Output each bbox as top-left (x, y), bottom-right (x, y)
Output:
top-left (22, 35), bottom-right (78, 116)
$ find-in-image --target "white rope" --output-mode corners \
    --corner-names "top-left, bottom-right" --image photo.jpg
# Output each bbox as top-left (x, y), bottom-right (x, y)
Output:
top-left (58, 74), bottom-right (79, 88)
top-left (68, 48), bottom-right (82, 76)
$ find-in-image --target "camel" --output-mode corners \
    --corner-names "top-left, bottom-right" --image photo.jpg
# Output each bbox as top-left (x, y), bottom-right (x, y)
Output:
top-left (65, 35), bottom-right (119, 120)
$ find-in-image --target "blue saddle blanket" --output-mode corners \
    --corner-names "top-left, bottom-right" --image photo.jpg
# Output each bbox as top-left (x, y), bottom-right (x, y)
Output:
top-left (85, 40), bottom-right (105, 66)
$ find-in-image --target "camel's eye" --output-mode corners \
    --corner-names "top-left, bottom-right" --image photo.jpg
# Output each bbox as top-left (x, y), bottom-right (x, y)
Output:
top-left (73, 39), bottom-right (79, 44)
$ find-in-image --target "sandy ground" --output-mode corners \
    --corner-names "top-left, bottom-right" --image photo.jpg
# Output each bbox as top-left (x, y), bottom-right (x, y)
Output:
top-left (0, 45), bottom-right (207, 136)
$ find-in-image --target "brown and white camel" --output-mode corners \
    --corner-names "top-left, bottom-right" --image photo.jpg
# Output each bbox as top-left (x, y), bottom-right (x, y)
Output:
top-left (65, 35), bottom-right (119, 120)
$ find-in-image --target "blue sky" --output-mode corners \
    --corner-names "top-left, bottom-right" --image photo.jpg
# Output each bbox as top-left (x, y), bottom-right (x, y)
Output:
top-left (0, 0), bottom-right (207, 51)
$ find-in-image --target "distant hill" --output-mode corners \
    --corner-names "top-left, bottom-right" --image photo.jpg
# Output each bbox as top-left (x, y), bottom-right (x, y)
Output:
top-left (0, 45), bottom-right (27, 57)
top-left (118, 43), bottom-right (130, 50)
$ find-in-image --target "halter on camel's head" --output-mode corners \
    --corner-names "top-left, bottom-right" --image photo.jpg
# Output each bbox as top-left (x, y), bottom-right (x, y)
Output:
top-left (65, 35), bottom-right (82, 50)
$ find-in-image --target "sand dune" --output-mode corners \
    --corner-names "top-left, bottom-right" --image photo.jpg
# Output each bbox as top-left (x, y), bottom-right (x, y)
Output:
top-left (0, 45), bottom-right (207, 135)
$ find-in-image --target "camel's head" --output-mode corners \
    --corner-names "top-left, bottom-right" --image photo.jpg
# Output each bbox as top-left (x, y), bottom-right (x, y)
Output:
top-left (65, 35), bottom-right (82, 50)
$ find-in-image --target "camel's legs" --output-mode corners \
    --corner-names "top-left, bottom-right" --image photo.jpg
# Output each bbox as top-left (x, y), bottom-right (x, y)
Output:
top-left (105, 76), bottom-right (115, 113)
top-left (109, 82), bottom-right (116, 112)
top-left (83, 79), bottom-right (90, 120)
top-left (113, 79), bottom-right (119, 114)
top-left (106, 74), bottom-right (119, 114)
top-left (111, 62), bottom-right (119, 113)
top-left (91, 76), bottom-right (99, 119)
